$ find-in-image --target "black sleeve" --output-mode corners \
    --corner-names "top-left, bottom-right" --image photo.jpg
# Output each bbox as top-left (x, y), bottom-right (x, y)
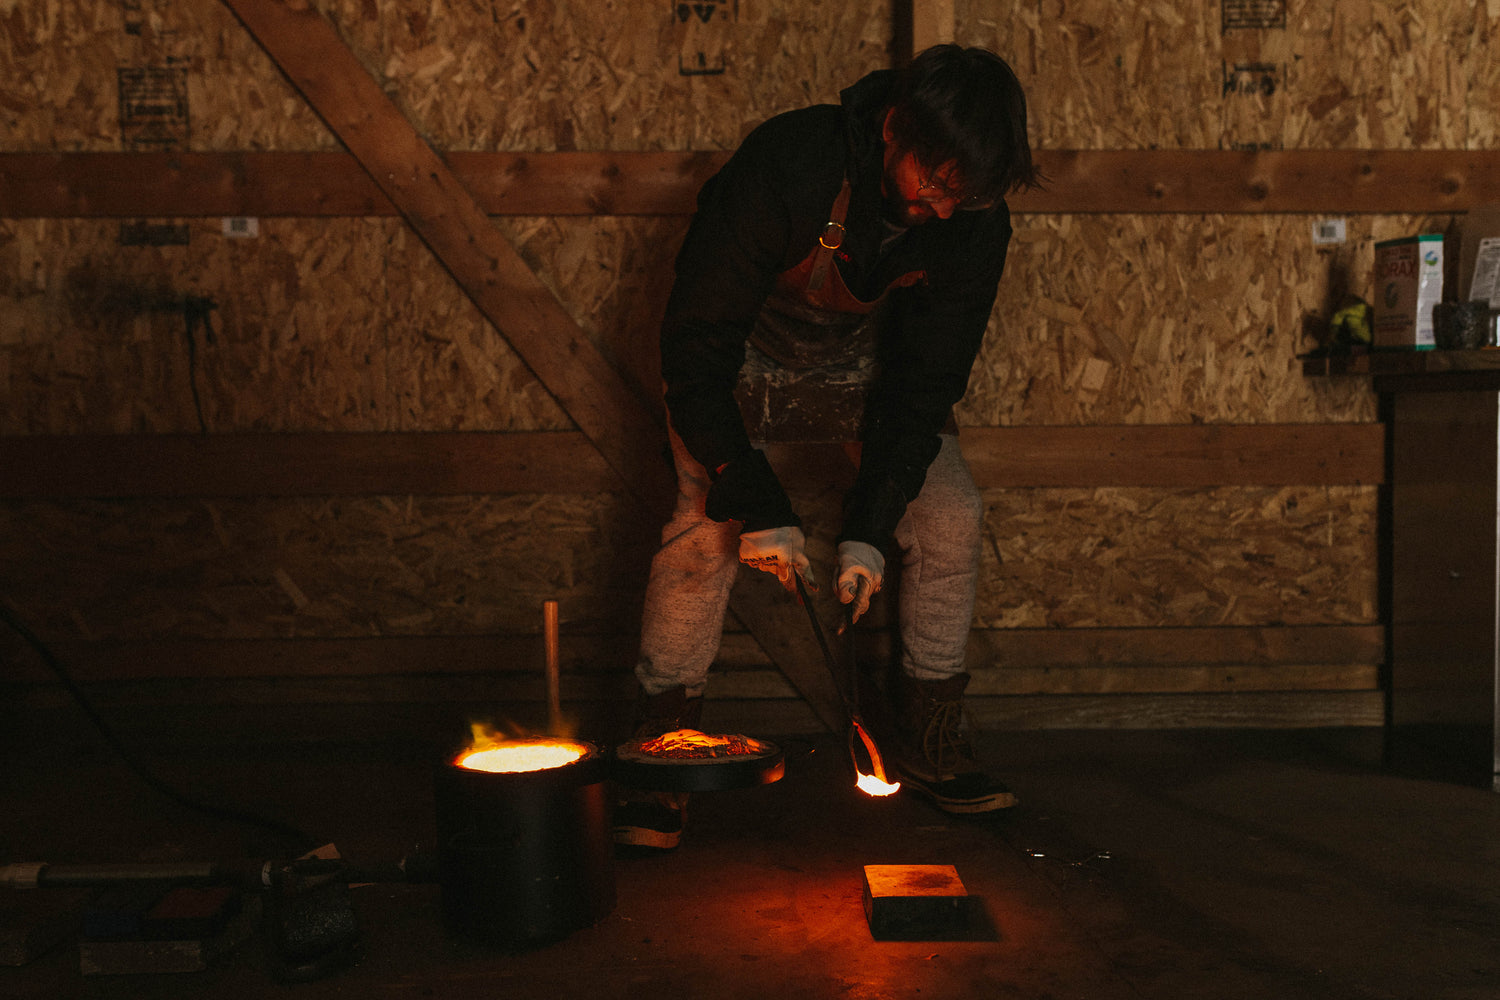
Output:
top-left (838, 205), bottom-right (1013, 554)
top-left (659, 110), bottom-right (843, 528)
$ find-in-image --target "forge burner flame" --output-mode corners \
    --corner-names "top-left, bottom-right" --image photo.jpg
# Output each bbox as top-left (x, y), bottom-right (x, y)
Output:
top-left (457, 738), bottom-right (588, 773)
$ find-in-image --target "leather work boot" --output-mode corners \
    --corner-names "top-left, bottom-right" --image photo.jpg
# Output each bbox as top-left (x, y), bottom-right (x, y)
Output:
top-left (887, 672), bottom-right (1017, 815)
top-left (612, 686), bottom-right (703, 851)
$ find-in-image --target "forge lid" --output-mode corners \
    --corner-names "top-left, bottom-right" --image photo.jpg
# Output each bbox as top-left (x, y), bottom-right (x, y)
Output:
top-left (611, 730), bottom-right (785, 792)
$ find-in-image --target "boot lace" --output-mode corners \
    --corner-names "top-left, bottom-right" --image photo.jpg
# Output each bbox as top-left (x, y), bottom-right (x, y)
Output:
top-left (919, 697), bottom-right (975, 773)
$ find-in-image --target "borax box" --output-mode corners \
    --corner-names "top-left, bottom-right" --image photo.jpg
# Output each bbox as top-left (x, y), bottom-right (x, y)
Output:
top-left (1373, 234), bottom-right (1444, 349)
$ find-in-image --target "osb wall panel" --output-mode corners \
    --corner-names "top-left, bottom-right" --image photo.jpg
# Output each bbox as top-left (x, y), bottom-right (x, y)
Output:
top-left (3, 0), bottom-right (890, 153)
top-left (978, 485), bottom-right (1377, 629)
top-left (961, 211), bottom-right (1455, 427)
top-left (338, 0), bottom-right (891, 151)
top-left (7, 205), bottom-right (1429, 434)
top-left (0, 0), bottom-right (1464, 712)
top-left (0, 214), bottom-right (683, 434)
top-left (964, 0), bottom-right (1500, 150)
top-left (11, 1), bottom-right (1494, 152)
top-left (0, 483), bottom-right (1373, 643)
top-left (0, 494), bottom-right (655, 640)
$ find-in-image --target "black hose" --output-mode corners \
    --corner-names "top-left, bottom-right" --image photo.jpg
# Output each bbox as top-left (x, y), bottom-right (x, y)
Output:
top-left (0, 600), bottom-right (319, 853)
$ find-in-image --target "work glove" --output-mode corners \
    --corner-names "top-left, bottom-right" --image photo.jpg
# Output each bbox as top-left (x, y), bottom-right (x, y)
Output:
top-left (739, 526), bottom-right (813, 594)
top-left (836, 540), bottom-right (885, 624)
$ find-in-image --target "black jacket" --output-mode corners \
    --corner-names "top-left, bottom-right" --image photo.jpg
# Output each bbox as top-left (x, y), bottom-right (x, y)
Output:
top-left (659, 69), bottom-right (1014, 554)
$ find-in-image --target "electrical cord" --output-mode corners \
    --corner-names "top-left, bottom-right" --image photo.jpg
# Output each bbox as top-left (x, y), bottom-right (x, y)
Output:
top-left (181, 296), bottom-right (217, 435)
top-left (0, 600), bottom-right (319, 854)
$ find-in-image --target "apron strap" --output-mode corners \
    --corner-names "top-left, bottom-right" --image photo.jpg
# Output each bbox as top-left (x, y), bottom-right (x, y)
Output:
top-left (806, 177), bottom-right (852, 293)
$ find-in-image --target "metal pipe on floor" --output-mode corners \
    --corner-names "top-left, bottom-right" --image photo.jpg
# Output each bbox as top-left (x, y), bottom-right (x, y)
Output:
top-left (2, 860), bottom-right (221, 888)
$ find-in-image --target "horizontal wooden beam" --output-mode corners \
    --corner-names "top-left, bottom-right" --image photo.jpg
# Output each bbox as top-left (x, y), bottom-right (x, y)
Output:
top-left (1023, 149), bottom-right (1500, 214)
top-left (0, 151), bottom-right (724, 218)
top-left (970, 622), bottom-right (1385, 669)
top-left (1, 625), bottom-right (1382, 684)
top-left (968, 690), bottom-right (1386, 730)
top-left (4, 666), bottom-right (1379, 706)
top-left (2, 625), bottom-right (1383, 738)
top-left (0, 424), bottom-right (1384, 498)
top-left (0, 689), bottom-right (1386, 745)
top-left (3, 150), bottom-right (1498, 218)
top-left (959, 423), bottom-right (1385, 487)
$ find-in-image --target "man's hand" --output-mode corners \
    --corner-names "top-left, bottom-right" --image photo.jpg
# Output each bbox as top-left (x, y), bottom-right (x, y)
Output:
top-left (836, 540), bottom-right (885, 624)
top-left (739, 527), bottom-right (813, 593)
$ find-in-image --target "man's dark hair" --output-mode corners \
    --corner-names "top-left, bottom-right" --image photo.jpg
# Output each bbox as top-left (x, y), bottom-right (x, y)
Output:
top-left (884, 44), bottom-right (1041, 204)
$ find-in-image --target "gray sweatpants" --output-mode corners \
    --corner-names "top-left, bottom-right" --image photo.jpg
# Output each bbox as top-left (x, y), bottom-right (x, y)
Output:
top-left (635, 429), bottom-right (983, 696)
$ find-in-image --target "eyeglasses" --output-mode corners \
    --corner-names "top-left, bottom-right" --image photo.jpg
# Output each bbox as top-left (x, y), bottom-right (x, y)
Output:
top-left (914, 159), bottom-right (993, 212)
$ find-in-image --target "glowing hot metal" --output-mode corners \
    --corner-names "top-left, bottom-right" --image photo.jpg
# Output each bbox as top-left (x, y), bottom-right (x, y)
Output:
top-left (457, 738), bottom-right (588, 773)
top-left (794, 575), bottom-right (901, 798)
top-left (850, 715), bottom-right (901, 795)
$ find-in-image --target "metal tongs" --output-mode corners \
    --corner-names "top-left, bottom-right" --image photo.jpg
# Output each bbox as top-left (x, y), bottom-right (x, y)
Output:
top-left (793, 575), bottom-right (898, 790)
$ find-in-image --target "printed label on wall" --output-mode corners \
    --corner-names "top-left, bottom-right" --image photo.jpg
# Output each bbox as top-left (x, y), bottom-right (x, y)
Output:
top-left (674, 1), bottom-right (737, 76)
top-left (118, 66), bottom-right (189, 150)
top-left (1222, 62), bottom-right (1283, 99)
top-left (1223, 0), bottom-right (1286, 31)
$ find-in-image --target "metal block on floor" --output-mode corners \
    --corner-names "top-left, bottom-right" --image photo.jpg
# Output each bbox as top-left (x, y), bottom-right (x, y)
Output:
top-left (861, 864), bottom-right (973, 941)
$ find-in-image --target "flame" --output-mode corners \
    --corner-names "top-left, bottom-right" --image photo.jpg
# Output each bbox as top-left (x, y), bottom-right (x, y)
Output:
top-left (456, 738), bottom-right (588, 773)
top-left (855, 771), bottom-right (901, 796)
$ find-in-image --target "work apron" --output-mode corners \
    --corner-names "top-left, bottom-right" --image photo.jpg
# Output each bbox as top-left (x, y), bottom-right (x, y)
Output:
top-left (735, 178), bottom-right (926, 443)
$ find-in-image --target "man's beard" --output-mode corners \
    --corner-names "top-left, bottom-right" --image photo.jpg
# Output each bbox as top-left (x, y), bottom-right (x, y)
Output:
top-left (882, 197), bottom-right (936, 228)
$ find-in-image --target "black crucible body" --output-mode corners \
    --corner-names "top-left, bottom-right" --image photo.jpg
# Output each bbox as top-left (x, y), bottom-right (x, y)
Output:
top-left (434, 744), bottom-right (615, 949)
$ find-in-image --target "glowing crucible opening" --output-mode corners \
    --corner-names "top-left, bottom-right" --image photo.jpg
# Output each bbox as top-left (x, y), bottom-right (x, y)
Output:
top-left (456, 738), bottom-right (589, 773)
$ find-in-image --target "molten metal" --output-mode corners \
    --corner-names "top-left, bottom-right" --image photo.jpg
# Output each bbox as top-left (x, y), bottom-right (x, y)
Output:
top-left (457, 739), bottom-right (588, 773)
top-left (849, 717), bottom-right (900, 797)
top-left (634, 728), bottom-right (770, 758)
top-left (855, 771), bottom-right (902, 796)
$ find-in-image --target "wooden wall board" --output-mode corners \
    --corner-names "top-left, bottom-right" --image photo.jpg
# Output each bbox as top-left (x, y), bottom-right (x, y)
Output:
top-left (224, 0), bottom-right (674, 513)
top-left (977, 484), bottom-right (1378, 629)
top-left (965, 211), bottom-right (1463, 428)
top-left (0, 484), bottom-right (1374, 640)
top-left (0, 218), bottom-right (576, 434)
top-left (3, 0), bottom-right (889, 154)
top-left (0, 624), bottom-right (1380, 686)
top-left (964, 1), bottom-right (1500, 150)
top-left (11, 149), bottom-right (1500, 218)
top-left (5, 212), bottom-right (1393, 437)
top-left (965, 623), bottom-right (1384, 669)
top-left (0, 494), bottom-right (657, 641)
top-left (959, 423), bottom-right (1383, 488)
top-left (19, 0), bottom-right (1476, 734)
top-left (0, 686), bottom-right (1384, 745)
top-left (1, 661), bottom-right (1377, 712)
top-left (0, 633), bottom-right (771, 684)
top-left (13, 1), bottom-right (1497, 157)
top-left (967, 690), bottom-right (1386, 730)
top-left (0, 423), bottom-right (1383, 498)
top-left (970, 663), bottom-right (1379, 696)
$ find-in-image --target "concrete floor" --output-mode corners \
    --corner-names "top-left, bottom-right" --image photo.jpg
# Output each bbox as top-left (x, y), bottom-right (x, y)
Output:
top-left (3, 724), bottom-right (1499, 1000)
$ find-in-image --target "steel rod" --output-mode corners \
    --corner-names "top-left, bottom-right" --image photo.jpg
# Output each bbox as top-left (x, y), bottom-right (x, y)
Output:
top-left (543, 600), bottom-right (562, 734)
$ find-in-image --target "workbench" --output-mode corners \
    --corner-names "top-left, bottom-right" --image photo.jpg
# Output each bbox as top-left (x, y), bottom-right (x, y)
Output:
top-left (1306, 348), bottom-right (1500, 790)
